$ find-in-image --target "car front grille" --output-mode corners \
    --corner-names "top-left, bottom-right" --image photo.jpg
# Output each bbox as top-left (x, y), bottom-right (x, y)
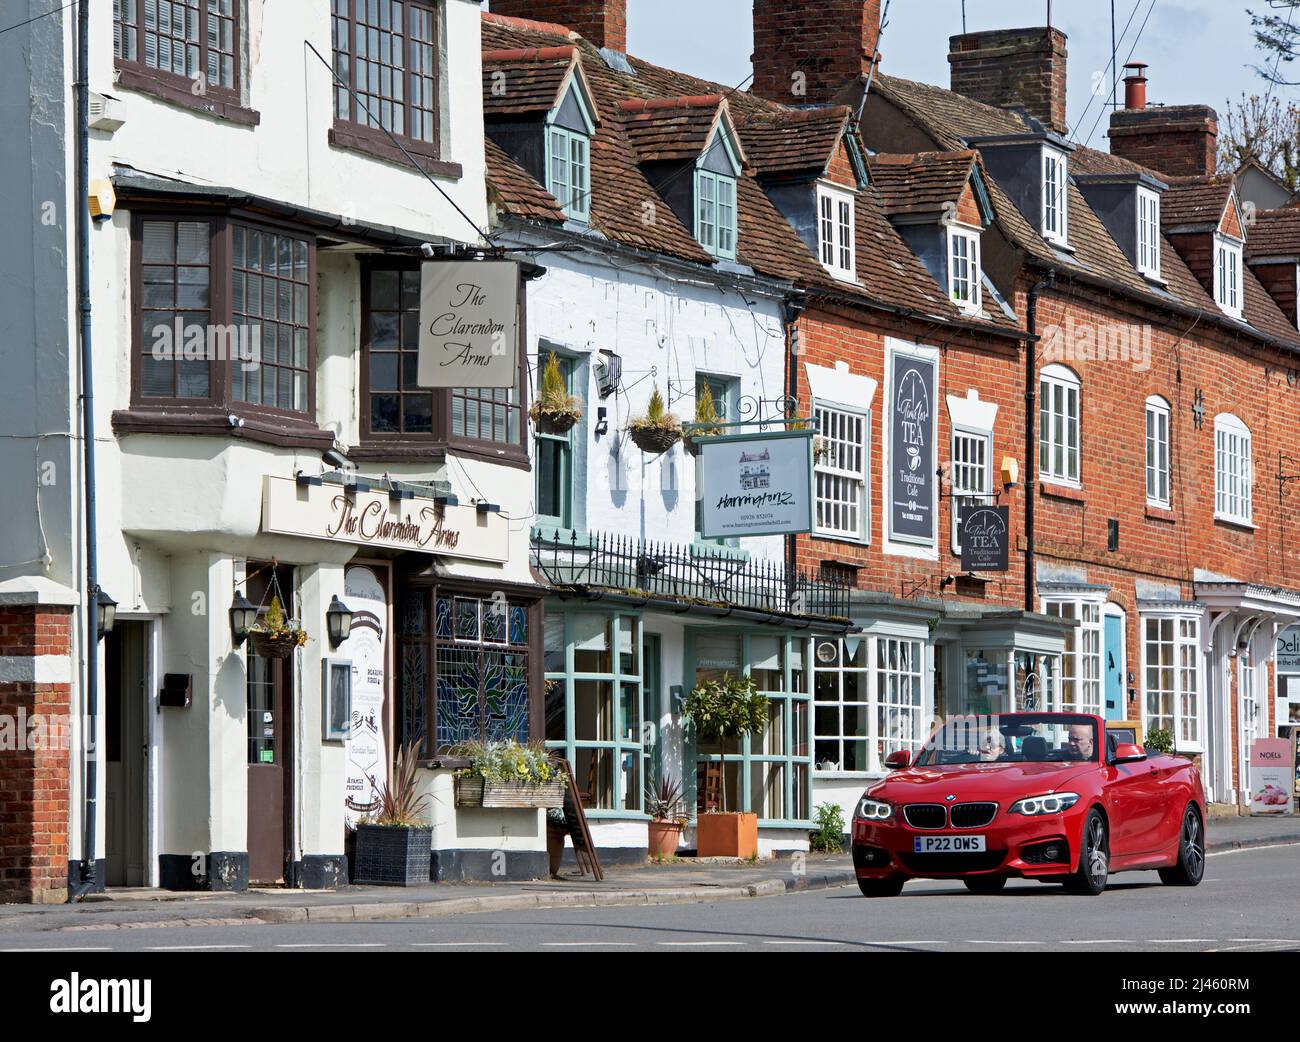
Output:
top-left (900, 850), bottom-right (1007, 874)
top-left (949, 802), bottom-right (998, 828)
top-left (903, 804), bottom-right (947, 829)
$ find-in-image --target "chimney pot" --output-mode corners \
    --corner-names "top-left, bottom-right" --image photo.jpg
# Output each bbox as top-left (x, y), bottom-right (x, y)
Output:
top-left (1122, 62), bottom-right (1148, 110)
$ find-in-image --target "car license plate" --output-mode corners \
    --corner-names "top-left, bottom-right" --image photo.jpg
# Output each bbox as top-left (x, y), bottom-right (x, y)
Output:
top-left (914, 835), bottom-right (986, 853)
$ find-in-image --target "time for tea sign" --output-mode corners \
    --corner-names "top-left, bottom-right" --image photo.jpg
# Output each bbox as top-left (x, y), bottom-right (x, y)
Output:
top-left (888, 351), bottom-right (936, 544)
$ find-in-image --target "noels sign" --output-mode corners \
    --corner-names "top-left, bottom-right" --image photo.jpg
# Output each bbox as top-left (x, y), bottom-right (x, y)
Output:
top-left (959, 504), bottom-right (1010, 572)
top-left (417, 260), bottom-right (519, 388)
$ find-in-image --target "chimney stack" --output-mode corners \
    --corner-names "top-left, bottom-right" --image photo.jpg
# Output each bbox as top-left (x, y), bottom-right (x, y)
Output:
top-left (751, 0), bottom-right (883, 106)
top-left (490, 0), bottom-right (627, 53)
top-left (1108, 66), bottom-right (1218, 178)
top-left (948, 26), bottom-right (1069, 134)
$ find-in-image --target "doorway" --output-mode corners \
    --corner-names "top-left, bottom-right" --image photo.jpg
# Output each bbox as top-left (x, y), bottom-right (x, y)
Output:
top-left (105, 620), bottom-right (149, 887)
top-left (1104, 612), bottom-right (1125, 721)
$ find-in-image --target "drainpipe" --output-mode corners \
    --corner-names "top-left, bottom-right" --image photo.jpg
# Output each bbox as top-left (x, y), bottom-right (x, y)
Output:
top-left (70, 0), bottom-right (100, 901)
top-left (782, 293), bottom-right (806, 602)
top-left (1023, 272), bottom-right (1055, 614)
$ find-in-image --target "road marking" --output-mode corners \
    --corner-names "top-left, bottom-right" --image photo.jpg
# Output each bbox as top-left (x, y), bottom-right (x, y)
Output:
top-left (657, 941), bottom-right (744, 946)
top-left (1062, 939), bottom-right (1132, 945)
top-left (0, 946), bottom-right (113, 952)
top-left (1208, 843), bottom-right (1299, 856)
top-left (410, 942), bottom-right (506, 947)
top-left (761, 940), bottom-right (850, 946)
top-left (965, 939), bottom-right (1042, 945)
top-left (1147, 938), bottom-right (1215, 944)
top-left (1206, 940), bottom-right (1300, 952)
top-left (145, 944), bottom-right (251, 951)
top-left (541, 941), bottom-right (638, 947)
top-left (275, 942), bottom-right (386, 948)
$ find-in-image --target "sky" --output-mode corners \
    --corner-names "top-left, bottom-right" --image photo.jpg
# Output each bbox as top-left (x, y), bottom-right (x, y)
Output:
top-left (617, 0), bottom-right (1291, 152)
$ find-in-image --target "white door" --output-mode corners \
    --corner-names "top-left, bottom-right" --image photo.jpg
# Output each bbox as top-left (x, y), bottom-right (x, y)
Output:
top-left (1239, 652), bottom-right (1261, 804)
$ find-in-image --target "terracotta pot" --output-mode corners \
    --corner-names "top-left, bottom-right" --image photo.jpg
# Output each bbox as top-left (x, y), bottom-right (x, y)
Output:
top-left (546, 823), bottom-right (567, 878)
top-left (648, 819), bottom-right (683, 858)
top-left (696, 811), bottom-right (758, 859)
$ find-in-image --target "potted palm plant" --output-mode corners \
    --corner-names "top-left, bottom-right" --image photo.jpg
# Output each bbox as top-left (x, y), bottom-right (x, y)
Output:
top-left (684, 381), bottom-right (723, 456)
top-left (645, 774), bottom-right (688, 858)
top-left (683, 672), bottom-right (768, 858)
top-left (452, 739), bottom-right (565, 808)
top-left (528, 351), bottom-right (583, 435)
top-left (352, 742), bottom-right (432, 886)
top-left (246, 594), bottom-right (308, 660)
top-left (626, 386), bottom-right (682, 454)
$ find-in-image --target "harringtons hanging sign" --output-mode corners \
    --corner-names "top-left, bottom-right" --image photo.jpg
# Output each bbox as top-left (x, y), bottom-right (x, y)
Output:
top-left (697, 429), bottom-right (814, 538)
top-left (417, 260), bottom-right (519, 388)
top-left (959, 504), bottom-right (1010, 571)
top-left (888, 349), bottom-right (936, 544)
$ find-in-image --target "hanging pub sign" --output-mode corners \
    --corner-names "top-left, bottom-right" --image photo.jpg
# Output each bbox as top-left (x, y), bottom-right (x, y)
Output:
top-left (697, 429), bottom-right (814, 539)
top-left (888, 349), bottom-right (936, 544)
top-left (959, 504), bottom-right (1010, 571)
top-left (417, 259), bottom-right (519, 388)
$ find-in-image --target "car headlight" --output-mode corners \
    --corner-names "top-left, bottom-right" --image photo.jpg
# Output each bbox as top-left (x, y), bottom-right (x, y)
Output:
top-left (855, 797), bottom-right (893, 821)
top-left (1008, 791), bottom-right (1080, 816)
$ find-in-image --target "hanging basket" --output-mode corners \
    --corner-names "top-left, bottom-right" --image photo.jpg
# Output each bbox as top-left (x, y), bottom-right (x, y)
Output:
top-left (628, 424), bottom-right (682, 454)
top-left (684, 428), bottom-right (721, 457)
top-left (531, 406), bottom-right (581, 436)
top-left (247, 629), bottom-right (305, 659)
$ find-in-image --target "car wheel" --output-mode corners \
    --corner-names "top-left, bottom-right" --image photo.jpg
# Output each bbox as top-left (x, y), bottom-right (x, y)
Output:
top-left (963, 874), bottom-right (1007, 894)
top-left (857, 875), bottom-right (905, 898)
top-left (1063, 809), bottom-right (1108, 895)
top-left (1158, 805), bottom-right (1205, 887)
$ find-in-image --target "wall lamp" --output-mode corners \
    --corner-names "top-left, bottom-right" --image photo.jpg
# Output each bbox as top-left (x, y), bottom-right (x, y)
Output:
top-left (96, 589), bottom-right (118, 640)
top-left (229, 591), bottom-right (257, 647)
top-left (326, 595), bottom-right (354, 649)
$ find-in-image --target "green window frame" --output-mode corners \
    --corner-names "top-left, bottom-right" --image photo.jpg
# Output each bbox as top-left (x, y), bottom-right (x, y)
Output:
top-left (690, 631), bottom-right (812, 827)
top-left (535, 354), bottom-right (576, 530)
top-left (547, 125), bottom-right (590, 223)
top-left (695, 170), bottom-right (737, 260)
top-left (693, 374), bottom-right (739, 547)
top-left (544, 610), bottom-right (646, 816)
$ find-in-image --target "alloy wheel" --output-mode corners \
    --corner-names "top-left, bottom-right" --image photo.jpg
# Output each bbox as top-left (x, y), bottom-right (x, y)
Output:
top-left (1182, 808), bottom-right (1204, 880)
top-left (1085, 816), bottom-right (1108, 886)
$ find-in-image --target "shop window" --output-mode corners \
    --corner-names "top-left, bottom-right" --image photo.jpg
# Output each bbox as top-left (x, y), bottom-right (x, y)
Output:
top-left (1142, 614), bottom-right (1201, 747)
top-left (812, 636), bottom-right (869, 772)
top-left (543, 611), bottom-right (644, 813)
top-left (876, 637), bottom-right (924, 770)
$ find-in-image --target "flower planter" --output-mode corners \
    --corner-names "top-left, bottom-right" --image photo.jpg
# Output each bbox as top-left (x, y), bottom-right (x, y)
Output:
top-left (352, 824), bottom-right (432, 886)
top-left (247, 630), bottom-right (304, 659)
top-left (454, 776), bottom-right (565, 809)
top-left (531, 407), bottom-right (581, 436)
top-left (684, 431), bottom-right (719, 457)
top-left (648, 819), bottom-right (684, 858)
top-left (696, 811), bottom-right (758, 859)
top-left (628, 425), bottom-right (682, 454)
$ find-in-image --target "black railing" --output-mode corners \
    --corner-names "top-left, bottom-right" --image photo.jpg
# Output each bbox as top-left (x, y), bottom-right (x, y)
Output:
top-left (530, 529), bottom-right (851, 621)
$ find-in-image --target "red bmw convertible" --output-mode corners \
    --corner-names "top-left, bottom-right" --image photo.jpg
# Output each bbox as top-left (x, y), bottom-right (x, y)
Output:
top-left (851, 713), bottom-right (1206, 897)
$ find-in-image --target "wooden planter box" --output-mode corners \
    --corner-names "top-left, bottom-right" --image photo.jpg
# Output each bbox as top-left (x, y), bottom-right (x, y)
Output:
top-left (454, 776), bottom-right (565, 809)
top-left (352, 824), bottom-right (432, 886)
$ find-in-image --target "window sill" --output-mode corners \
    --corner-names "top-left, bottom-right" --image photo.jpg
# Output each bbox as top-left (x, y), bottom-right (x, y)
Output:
top-left (112, 407), bottom-right (334, 449)
top-left (328, 124), bottom-right (463, 180)
top-left (348, 441), bottom-right (447, 463)
top-left (1145, 504), bottom-right (1177, 523)
top-left (114, 65), bottom-right (260, 126)
top-left (811, 531), bottom-right (870, 546)
top-left (1213, 514), bottom-right (1257, 532)
top-left (1039, 480), bottom-right (1085, 503)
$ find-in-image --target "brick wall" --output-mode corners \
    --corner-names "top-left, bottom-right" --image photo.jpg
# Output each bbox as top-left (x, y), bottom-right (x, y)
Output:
top-left (751, 0), bottom-right (881, 106)
top-left (1108, 105), bottom-right (1219, 179)
top-left (948, 27), bottom-right (1068, 134)
top-left (490, 0), bottom-right (627, 51)
top-left (0, 606), bottom-right (72, 904)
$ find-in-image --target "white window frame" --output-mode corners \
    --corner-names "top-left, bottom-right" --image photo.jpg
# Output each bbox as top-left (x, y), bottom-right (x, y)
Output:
top-left (813, 400), bottom-right (869, 542)
top-left (695, 169), bottom-right (737, 260)
top-left (1145, 394), bottom-right (1170, 508)
top-left (1214, 234), bottom-right (1243, 318)
top-left (1041, 593), bottom-right (1105, 715)
top-left (816, 183), bottom-right (856, 282)
top-left (950, 426), bottom-right (992, 555)
top-left (1140, 612), bottom-right (1202, 752)
top-left (1039, 363), bottom-right (1081, 487)
top-left (948, 225), bottom-right (982, 314)
top-left (1137, 187), bottom-right (1161, 279)
top-left (873, 635), bottom-right (927, 773)
top-left (1042, 147), bottom-right (1069, 246)
top-left (812, 635), bottom-right (871, 775)
top-left (1213, 412), bottom-right (1253, 526)
top-left (546, 124), bottom-right (590, 223)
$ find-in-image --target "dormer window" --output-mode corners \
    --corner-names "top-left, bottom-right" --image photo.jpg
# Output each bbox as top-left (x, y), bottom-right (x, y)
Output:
top-left (948, 226), bottom-right (981, 313)
top-left (1042, 147), bottom-right (1068, 245)
top-left (1137, 188), bottom-right (1161, 279)
top-left (817, 184), bottom-right (855, 281)
top-left (547, 125), bottom-right (590, 223)
top-left (696, 170), bottom-right (737, 259)
top-left (1215, 234), bottom-right (1243, 318)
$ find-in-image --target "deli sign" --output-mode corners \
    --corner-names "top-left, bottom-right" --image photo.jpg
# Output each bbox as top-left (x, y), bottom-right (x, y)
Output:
top-left (959, 504), bottom-right (1010, 572)
top-left (261, 476), bottom-right (508, 562)
top-left (417, 260), bottom-right (519, 388)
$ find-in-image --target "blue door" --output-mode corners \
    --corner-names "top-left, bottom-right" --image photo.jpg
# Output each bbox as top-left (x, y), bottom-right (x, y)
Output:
top-left (1104, 614), bottom-right (1124, 721)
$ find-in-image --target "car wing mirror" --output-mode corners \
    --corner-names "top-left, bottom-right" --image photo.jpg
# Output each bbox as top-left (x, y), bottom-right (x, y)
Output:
top-left (884, 750), bottom-right (911, 770)
top-left (1109, 742), bottom-right (1146, 765)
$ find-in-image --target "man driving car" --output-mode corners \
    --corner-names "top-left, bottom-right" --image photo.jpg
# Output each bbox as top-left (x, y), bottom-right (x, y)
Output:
top-left (1065, 723), bottom-right (1095, 760)
top-left (976, 730), bottom-right (1006, 762)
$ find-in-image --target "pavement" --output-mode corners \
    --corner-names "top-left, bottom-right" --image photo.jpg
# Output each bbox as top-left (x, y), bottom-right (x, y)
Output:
top-left (0, 813), bottom-right (1296, 935)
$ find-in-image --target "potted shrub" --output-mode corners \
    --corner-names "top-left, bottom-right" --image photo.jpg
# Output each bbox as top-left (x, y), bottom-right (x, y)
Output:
top-left (353, 742), bottom-right (432, 886)
top-left (246, 594), bottom-right (308, 660)
top-left (684, 381), bottom-right (723, 456)
top-left (528, 351), bottom-right (583, 435)
top-left (683, 672), bottom-right (768, 858)
top-left (452, 739), bottom-right (565, 808)
top-left (626, 386), bottom-right (682, 454)
top-left (645, 774), bottom-right (688, 858)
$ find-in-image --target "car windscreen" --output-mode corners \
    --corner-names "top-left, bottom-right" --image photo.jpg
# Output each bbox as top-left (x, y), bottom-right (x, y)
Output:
top-left (913, 714), bottom-right (1099, 765)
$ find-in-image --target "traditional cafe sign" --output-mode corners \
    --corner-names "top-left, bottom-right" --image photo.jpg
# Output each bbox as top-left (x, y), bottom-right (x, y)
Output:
top-left (261, 476), bottom-right (508, 562)
top-left (417, 259), bottom-right (519, 388)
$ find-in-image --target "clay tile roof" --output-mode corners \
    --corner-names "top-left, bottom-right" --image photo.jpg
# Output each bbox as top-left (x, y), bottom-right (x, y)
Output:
top-left (616, 95), bottom-right (738, 164)
top-left (485, 138), bottom-right (564, 222)
top-left (1161, 175), bottom-right (1236, 230)
top-left (866, 150), bottom-right (978, 218)
top-left (1246, 208), bottom-right (1300, 258)
top-left (872, 72), bottom-right (1030, 147)
top-left (735, 106), bottom-right (851, 179)
top-left (481, 46), bottom-right (585, 119)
